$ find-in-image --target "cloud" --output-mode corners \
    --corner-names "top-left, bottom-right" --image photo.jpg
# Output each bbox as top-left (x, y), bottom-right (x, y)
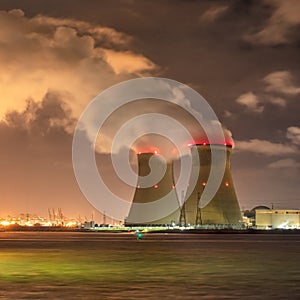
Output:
top-left (200, 5), bottom-right (228, 22)
top-left (236, 92), bottom-right (264, 113)
top-left (268, 96), bottom-right (286, 107)
top-left (0, 9), bottom-right (157, 121)
top-left (0, 9), bottom-right (229, 158)
top-left (224, 110), bottom-right (236, 119)
top-left (264, 71), bottom-right (300, 95)
top-left (3, 91), bottom-right (75, 135)
top-left (235, 139), bottom-right (298, 156)
top-left (245, 0), bottom-right (300, 45)
top-left (236, 93), bottom-right (287, 112)
top-left (235, 71), bottom-right (299, 115)
top-left (103, 49), bottom-right (156, 75)
top-left (286, 126), bottom-right (300, 145)
top-left (268, 158), bottom-right (300, 168)
top-left (32, 13), bottom-right (131, 47)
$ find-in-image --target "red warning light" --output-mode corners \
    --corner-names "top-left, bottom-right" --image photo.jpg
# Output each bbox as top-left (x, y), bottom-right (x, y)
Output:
top-left (154, 150), bottom-right (158, 154)
top-left (154, 184), bottom-right (158, 189)
top-left (203, 142), bottom-right (207, 146)
top-left (225, 182), bottom-right (229, 187)
top-left (202, 182), bottom-right (206, 187)
top-left (224, 141), bottom-right (233, 147)
top-left (172, 185), bottom-right (175, 189)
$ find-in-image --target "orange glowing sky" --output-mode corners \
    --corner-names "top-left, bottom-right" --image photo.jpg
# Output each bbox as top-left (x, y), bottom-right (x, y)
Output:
top-left (0, 1), bottom-right (299, 221)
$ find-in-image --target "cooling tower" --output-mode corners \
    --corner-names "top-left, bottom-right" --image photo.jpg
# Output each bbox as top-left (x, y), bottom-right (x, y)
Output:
top-left (125, 144), bottom-right (241, 226)
top-left (125, 152), bottom-right (180, 225)
top-left (184, 144), bottom-right (242, 225)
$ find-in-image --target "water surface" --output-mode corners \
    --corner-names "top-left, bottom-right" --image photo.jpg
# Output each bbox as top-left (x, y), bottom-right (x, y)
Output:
top-left (0, 232), bottom-right (299, 299)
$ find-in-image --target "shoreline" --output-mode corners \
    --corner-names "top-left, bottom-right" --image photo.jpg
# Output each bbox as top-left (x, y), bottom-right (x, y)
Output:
top-left (1, 226), bottom-right (300, 234)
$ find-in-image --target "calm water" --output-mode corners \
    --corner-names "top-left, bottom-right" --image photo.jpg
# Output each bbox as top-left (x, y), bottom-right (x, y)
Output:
top-left (0, 232), bottom-right (299, 299)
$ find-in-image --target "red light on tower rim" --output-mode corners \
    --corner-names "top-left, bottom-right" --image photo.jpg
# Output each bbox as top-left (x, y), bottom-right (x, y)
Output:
top-left (137, 140), bottom-right (233, 156)
top-left (154, 184), bottom-right (158, 189)
top-left (187, 141), bottom-right (233, 147)
top-left (225, 182), bottom-right (229, 187)
top-left (202, 182), bottom-right (206, 187)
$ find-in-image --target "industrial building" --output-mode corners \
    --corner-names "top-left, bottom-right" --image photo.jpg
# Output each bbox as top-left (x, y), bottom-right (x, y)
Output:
top-left (126, 143), bottom-right (242, 226)
top-left (256, 209), bottom-right (300, 229)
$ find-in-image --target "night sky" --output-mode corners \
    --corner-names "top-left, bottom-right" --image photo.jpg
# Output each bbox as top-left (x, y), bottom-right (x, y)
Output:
top-left (0, 0), bottom-right (299, 221)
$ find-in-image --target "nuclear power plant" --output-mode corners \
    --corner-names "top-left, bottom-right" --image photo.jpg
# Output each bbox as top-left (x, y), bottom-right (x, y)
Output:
top-left (125, 143), bottom-right (242, 226)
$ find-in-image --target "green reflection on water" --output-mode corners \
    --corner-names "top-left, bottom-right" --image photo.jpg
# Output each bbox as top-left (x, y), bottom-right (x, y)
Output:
top-left (0, 233), bottom-right (299, 299)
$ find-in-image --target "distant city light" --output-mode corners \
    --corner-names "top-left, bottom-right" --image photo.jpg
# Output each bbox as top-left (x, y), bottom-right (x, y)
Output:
top-left (0, 220), bottom-right (10, 226)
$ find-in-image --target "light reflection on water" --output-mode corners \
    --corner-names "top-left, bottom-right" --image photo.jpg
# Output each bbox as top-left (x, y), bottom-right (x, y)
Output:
top-left (0, 232), bottom-right (299, 299)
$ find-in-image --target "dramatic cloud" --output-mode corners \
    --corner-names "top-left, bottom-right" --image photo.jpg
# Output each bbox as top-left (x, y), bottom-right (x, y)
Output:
top-left (264, 71), bottom-right (300, 95)
top-left (0, 9), bottom-right (157, 120)
top-left (286, 126), bottom-right (300, 145)
top-left (245, 0), bottom-right (300, 45)
top-left (268, 158), bottom-right (300, 169)
top-left (234, 139), bottom-right (298, 156)
top-left (236, 92), bottom-right (264, 113)
top-left (3, 92), bottom-right (75, 135)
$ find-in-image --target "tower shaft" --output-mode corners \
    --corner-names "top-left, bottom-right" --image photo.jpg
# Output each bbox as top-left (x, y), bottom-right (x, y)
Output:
top-left (126, 153), bottom-right (179, 225)
top-left (184, 144), bottom-right (241, 225)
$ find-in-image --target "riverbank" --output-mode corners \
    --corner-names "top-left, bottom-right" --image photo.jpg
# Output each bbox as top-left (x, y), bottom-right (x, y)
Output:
top-left (1, 224), bottom-right (300, 234)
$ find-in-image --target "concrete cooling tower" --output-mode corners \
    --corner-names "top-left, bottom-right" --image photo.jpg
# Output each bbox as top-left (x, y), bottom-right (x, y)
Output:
top-left (183, 144), bottom-right (242, 225)
top-left (125, 144), bottom-right (241, 226)
top-left (125, 152), bottom-right (180, 225)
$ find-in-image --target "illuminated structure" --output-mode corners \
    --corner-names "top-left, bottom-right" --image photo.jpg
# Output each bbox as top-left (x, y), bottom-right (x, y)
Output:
top-left (126, 152), bottom-right (180, 225)
top-left (126, 143), bottom-right (242, 226)
top-left (184, 144), bottom-right (241, 225)
top-left (256, 209), bottom-right (300, 229)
